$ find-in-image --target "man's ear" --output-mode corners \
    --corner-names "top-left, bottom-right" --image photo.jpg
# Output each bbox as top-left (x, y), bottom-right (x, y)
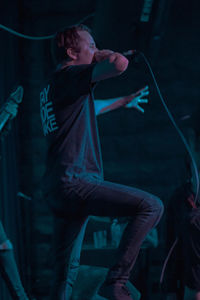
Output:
top-left (66, 47), bottom-right (78, 60)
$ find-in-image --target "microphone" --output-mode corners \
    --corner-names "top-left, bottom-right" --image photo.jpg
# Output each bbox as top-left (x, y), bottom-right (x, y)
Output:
top-left (0, 86), bottom-right (23, 132)
top-left (122, 50), bottom-right (141, 63)
top-left (122, 49), bottom-right (140, 57)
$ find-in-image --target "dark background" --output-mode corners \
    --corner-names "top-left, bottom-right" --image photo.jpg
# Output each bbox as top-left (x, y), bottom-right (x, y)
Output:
top-left (0, 0), bottom-right (200, 299)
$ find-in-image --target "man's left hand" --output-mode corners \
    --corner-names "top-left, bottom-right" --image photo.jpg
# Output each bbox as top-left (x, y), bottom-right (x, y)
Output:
top-left (124, 85), bottom-right (149, 113)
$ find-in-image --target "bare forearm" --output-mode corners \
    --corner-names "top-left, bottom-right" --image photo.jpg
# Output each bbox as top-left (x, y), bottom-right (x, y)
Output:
top-left (94, 97), bottom-right (127, 115)
top-left (94, 86), bottom-right (149, 116)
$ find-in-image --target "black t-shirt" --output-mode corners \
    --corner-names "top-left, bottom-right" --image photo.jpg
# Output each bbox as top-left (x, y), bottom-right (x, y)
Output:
top-left (40, 64), bottom-right (103, 191)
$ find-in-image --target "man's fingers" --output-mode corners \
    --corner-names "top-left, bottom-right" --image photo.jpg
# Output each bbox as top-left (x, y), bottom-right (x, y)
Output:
top-left (124, 86), bottom-right (149, 113)
top-left (126, 98), bottom-right (148, 107)
top-left (138, 99), bottom-right (148, 103)
top-left (94, 49), bottom-right (114, 62)
top-left (138, 90), bottom-right (149, 97)
top-left (143, 85), bottom-right (149, 91)
top-left (141, 91), bottom-right (149, 96)
top-left (141, 85), bottom-right (149, 92)
top-left (132, 89), bottom-right (149, 99)
top-left (136, 106), bottom-right (144, 113)
top-left (134, 85), bottom-right (149, 96)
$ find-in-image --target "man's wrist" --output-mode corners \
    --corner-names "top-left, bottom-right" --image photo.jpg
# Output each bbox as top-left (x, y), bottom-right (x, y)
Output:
top-left (119, 96), bottom-right (128, 107)
top-left (94, 50), bottom-right (114, 62)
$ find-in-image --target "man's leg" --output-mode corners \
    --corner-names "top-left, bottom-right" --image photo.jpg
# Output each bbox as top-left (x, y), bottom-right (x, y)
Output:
top-left (0, 221), bottom-right (29, 300)
top-left (48, 179), bottom-right (163, 300)
top-left (50, 216), bottom-right (89, 300)
top-left (65, 217), bottom-right (90, 296)
top-left (80, 180), bottom-right (164, 299)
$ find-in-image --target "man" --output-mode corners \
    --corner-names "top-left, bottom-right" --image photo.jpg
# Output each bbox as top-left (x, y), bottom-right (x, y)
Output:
top-left (0, 88), bottom-right (29, 300)
top-left (40, 24), bottom-right (164, 300)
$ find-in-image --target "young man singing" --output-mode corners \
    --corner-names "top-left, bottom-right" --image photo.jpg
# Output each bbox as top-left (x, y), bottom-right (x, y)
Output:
top-left (40, 24), bottom-right (164, 300)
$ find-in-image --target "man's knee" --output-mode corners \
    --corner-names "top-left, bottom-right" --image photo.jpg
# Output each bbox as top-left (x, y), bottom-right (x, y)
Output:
top-left (144, 195), bottom-right (164, 220)
top-left (155, 197), bottom-right (164, 215)
top-left (148, 196), bottom-right (164, 228)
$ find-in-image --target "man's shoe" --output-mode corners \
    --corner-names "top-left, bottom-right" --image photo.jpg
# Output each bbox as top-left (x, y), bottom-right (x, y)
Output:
top-left (98, 282), bottom-right (133, 300)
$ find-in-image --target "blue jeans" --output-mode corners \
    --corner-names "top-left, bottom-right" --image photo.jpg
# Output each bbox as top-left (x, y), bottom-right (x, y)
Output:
top-left (47, 177), bottom-right (164, 300)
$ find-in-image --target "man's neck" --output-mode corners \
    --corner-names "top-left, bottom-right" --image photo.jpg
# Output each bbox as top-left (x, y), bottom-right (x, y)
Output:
top-left (57, 59), bottom-right (89, 71)
top-left (61, 59), bottom-right (82, 69)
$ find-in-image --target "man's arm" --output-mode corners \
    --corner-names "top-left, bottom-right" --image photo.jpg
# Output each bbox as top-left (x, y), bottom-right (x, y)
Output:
top-left (91, 50), bottom-right (129, 83)
top-left (94, 86), bottom-right (149, 115)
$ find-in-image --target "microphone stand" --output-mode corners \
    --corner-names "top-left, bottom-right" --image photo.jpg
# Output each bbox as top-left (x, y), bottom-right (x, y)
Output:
top-left (0, 86), bottom-right (23, 133)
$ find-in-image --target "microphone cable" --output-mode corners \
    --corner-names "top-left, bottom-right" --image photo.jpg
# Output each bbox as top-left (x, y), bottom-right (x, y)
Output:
top-left (138, 51), bottom-right (199, 205)
top-left (0, 14), bottom-right (95, 40)
top-left (137, 51), bottom-right (199, 286)
top-left (0, 24), bottom-right (55, 40)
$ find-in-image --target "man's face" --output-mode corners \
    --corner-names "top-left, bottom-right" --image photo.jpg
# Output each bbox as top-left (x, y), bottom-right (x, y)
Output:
top-left (74, 30), bottom-right (97, 64)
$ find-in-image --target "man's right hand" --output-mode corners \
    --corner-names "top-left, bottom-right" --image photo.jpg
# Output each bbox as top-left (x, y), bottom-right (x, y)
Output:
top-left (92, 50), bottom-right (129, 82)
top-left (93, 50), bottom-right (114, 62)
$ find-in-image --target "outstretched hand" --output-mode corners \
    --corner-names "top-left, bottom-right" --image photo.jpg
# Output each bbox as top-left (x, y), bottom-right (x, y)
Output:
top-left (124, 86), bottom-right (149, 113)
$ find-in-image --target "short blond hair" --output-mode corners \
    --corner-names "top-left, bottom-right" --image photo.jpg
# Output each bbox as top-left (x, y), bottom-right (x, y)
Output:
top-left (54, 24), bottom-right (91, 63)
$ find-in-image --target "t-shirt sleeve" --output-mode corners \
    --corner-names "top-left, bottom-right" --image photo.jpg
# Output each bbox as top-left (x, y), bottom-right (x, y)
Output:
top-left (55, 63), bottom-right (97, 105)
